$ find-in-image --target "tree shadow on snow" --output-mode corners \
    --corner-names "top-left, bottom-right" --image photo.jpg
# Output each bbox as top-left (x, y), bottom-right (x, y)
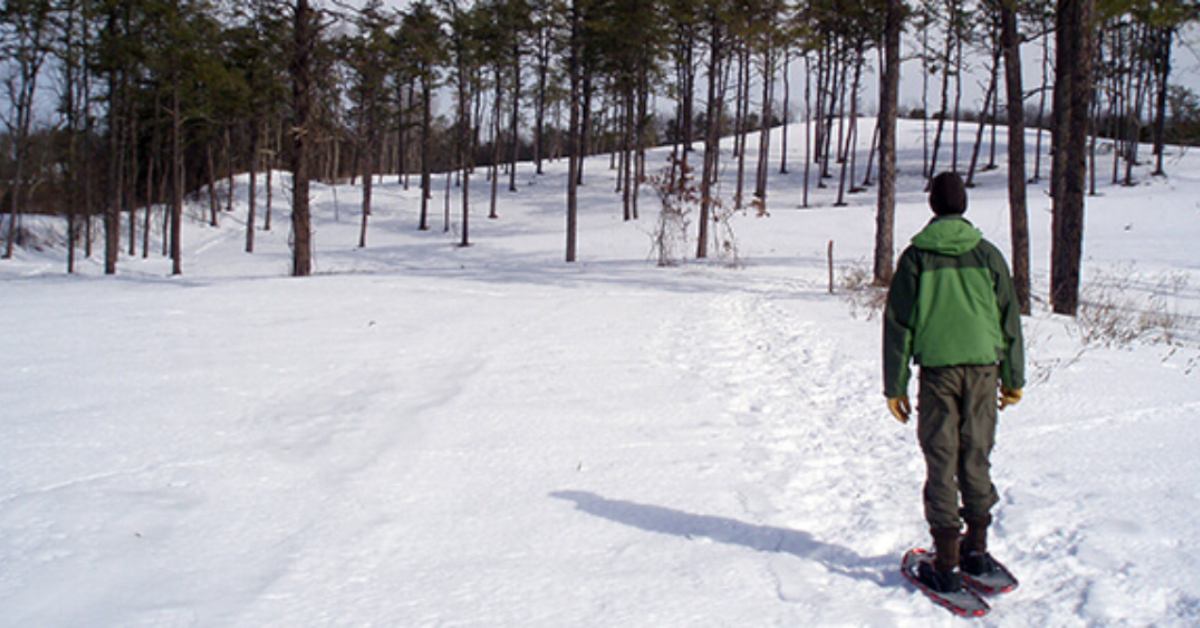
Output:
top-left (550, 490), bottom-right (899, 588)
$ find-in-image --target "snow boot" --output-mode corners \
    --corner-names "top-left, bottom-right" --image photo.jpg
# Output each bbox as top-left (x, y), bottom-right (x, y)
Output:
top-left (918, 526), bottom-right (963, 593)
top-left (961, 514), bottom-right (999, 576)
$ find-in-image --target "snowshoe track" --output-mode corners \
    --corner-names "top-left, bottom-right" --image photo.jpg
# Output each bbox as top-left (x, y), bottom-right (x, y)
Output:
top-left (656, 283), bottom-right (922, 613)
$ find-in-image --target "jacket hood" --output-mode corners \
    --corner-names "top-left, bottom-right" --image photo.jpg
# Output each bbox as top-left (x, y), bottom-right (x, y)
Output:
top-left (911, 217), bottom-right (982, 256)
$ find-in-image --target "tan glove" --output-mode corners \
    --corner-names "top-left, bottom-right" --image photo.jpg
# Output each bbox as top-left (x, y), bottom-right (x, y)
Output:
top-left (999, 387), bottom-right (1023, 410)
top-left (887, 396), bottom-right (912, 424)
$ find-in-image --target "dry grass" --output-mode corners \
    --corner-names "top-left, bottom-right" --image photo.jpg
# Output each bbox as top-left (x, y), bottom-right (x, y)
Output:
top-left (838, 260), bottom-right (888, 320)
top-left (1076, 267), bottom-right (1192, 348)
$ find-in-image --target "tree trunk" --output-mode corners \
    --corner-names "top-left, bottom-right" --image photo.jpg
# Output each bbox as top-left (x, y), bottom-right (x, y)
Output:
top-left (927, 4), bottom-right (955, 182)
top-left (622, 89), bottom-right (633, 221)
top-left (814, 45), bottom-right (826, 169)
top-left (1000, 0), bottom-right (1030, 314)
top-left (457, 58), bottom-right (472, 248)
top-left (779, 47), bottom-right (789, 175)
top-left (127, 111), bottom-right (138, 256)
top-left (144, 112), bottom-right (159, 258)
top-left (491, 68), bottom-right (502, 219)
top-left (207, 143), bottom-right (220, 227)
top-left (64, 0), bottom-right (80, 273)
top-left (359, 101), bottom-right (374, 248)
top-left (401, 84), bottom-right (412, 188)
top-left (951, 20), bottom-right (963, 173)
top-left (1151, 27), bottom-right (1171, 176)
top-left (1032, 14), bottom-right (1050, 183)
top-left (698, 17), bottom-right (721, 259)
top-left (577, 72), bottom-right (592, 185)
top-left (921, 16), bottom-right (929, 178)
top-left (873, 0), bottom-right (902, 286)
top-left (834, 44), bottom-right (862, 207)
top-left (1051, 0), bottom-right (1095, 316)
top-left (634, 61), bottom-right (648, 220)
top-left (965, 34), bottom-right (1000, 188)
top-left (735, 45), bottom-right (748, 207)
top-left (755, 41), bottom-right (775, 204)
top-left (420, 78), bottom-right (432, 230)
top-left (105, 63), bottom-right (122, 275)
top-left (802, 54), bottom-right (812, 208)
top-left (225, 126), bottom-right (234, 212)
top-left (1124, 22), bottom-right (1151, 187)
top-left (171, 77), bottom-right (183, 275)
top-left (290, 0), bottom-right (315, 276)
top-left (535, 29), bottom-right (548, 175)
top-left (683, 34), bottom-right (695, 152)
top-left (861, 121), bottom-right (879, 189)
top-left (509, 43), bottom-right (520, 192)
top-left (443, 171), bottom-right (451, 232)
top-left (986, 71), bottom-right (999, 170)
top-left (266, 120), bottom-right (277, 231)
top-left (566, 1), bottom-right (580, 262)
top-left (247, 121), bottom-right (259, 253)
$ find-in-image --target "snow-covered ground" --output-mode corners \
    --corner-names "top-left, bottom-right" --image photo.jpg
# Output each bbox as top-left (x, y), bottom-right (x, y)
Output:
top-left (2, 120), bottom-right (1199, 626)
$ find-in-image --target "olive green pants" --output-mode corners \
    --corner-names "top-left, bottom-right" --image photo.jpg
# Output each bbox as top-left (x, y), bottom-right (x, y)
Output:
top-left (917, 364), bottom-right (1000, 529)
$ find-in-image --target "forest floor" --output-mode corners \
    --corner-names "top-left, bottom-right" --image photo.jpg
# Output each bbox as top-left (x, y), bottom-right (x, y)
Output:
top-left (3, 119), bottom-right (1200, 626)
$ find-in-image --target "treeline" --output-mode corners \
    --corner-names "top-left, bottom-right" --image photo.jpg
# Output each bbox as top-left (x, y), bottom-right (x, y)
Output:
top-left (1, 0), bottom-right (1197, 313)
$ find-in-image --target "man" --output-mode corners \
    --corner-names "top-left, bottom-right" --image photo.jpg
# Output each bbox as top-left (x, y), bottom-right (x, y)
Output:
top-left (883, 171), bottom-right (1025, 593)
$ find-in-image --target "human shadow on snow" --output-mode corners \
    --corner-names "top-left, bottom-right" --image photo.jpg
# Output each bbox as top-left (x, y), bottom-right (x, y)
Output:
top-left (550, 490), bottom-right (899, 588)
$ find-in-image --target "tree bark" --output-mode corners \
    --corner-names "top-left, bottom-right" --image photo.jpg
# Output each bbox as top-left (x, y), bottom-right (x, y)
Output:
top-left (698, 15), bottom-right (721, 259)
top-left (566, 0), bottom-right (580, 262)
top-left (535, 26), bottom-right (549, 175)
top-left (873, 0), bottom-right (902, 286)
top-left (577, 72), bottom-right (592, 185)
top-left (1151, 27), bottom-right (1171, 176)
top-left (456, 53), bottom-right (472, 248)
top-left (1032, 14), bottom-right (1050, 182)
top-left (247, 121), bottom-right (259, 253)
top-left (171, 77), bottom-right (183, 275)
top-left (104, 49), bottom-right (122, 275)
top-left (127, 111), bottom-right (138, 256)
top-left (683, 34), bottom-right (695, 152)
top-left (1000, 0), bottom-right (1030, 314)
top-left (225, 126), bottom-right (234, 212)
top-left (735, 45), bottom-right (748, 207)
top-left (779, 47), bottom-right (789, 175)
top-left (834, 43), bottom-right (862, 207)
top-left (359, 99), bottom-right (375, 248)
top-left (491, 67), bottom-right (503, 219)
top-left (1051, 0), bottom-right (1095, 316)
top-left (755, 40), bottom-right (776, 205)
top-left (419, 78), bottom-right (432, 230)
top-left (802, 54), bottom-right (812, 208)
top-left (290, 0), bottom-right (315, 276)
top-left (509, 41), bottom-right (521, 192)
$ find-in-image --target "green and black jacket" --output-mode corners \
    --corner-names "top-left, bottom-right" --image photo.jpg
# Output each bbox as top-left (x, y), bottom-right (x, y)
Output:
top-left (882, 216), bottom-right (1025, 398)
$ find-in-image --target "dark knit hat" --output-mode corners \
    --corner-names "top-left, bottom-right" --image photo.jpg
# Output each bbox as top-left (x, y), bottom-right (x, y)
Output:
top-left (929, 171), bottom-right (968, 216)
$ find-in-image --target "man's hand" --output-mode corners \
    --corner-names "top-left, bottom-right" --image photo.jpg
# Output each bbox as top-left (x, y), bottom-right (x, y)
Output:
top-left (887, 396), bottom-right (911, 424)
top-left (999, 387), bottom-right (1023, 410)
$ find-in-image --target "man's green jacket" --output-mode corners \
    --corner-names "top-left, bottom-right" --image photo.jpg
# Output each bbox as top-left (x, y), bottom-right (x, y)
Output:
top-left (883, 216), bottom-right (1025, 398)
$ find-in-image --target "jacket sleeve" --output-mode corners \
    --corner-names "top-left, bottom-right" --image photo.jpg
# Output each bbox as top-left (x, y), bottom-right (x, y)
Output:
top-left (988, 244), bottom-right (1026, 390)
top-left (883, 248), bottom-right (919, 398)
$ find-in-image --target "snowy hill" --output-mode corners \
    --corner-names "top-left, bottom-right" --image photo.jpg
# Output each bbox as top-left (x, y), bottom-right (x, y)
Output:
top-left (2, 119), bottom-right (1199, 626)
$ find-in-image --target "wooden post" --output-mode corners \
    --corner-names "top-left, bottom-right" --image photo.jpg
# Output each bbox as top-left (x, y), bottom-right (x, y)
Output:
top-left (828, 240), bottom-right (835, 294)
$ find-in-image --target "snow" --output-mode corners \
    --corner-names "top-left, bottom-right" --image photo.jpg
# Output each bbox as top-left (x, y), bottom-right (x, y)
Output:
top-left (2, 120), bottom-right (1199, 626)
